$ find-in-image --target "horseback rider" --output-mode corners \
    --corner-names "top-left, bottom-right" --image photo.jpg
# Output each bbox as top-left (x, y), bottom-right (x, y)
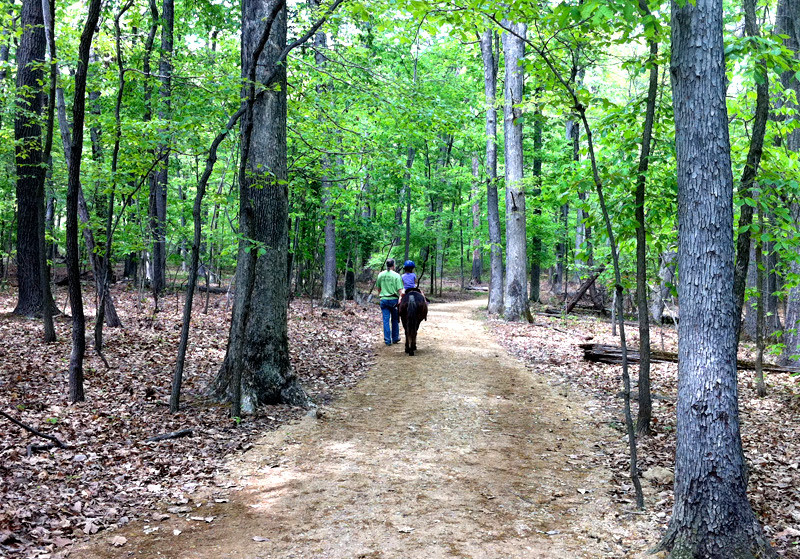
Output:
top-left (400, 260), bottom-right (425, 300)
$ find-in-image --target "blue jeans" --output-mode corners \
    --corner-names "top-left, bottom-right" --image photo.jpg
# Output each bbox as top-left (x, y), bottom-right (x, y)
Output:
top-left (380, 298), bottom-right (400, 345)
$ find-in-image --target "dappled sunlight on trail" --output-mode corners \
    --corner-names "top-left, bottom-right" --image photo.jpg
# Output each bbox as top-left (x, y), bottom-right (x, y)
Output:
top-left (64, 297), bottom-right (653, 559)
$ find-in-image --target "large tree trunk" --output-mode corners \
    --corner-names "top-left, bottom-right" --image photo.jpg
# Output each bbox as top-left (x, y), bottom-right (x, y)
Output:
top-left (634, 2), bottom-right (659, 437)
top-left (210, 0), bottom-right (308, 413)
top-left (149, 0), bottom-right (173, 295)
top-left (501, 21), bottom-right (527, 321)
top-left (777, 0), bottom-right (800, 366)
top-left (479, 29), bottom-right (503, 314)
top-left (656, 0), bottom-right (775, 555)
top-left (13, 0), bottom-right (48, 317)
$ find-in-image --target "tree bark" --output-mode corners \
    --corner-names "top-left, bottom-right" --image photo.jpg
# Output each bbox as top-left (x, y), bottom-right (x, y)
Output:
top-left (403, 146), bottom-right (415, 263)
top-left (501, 21), bottom-right (527, 321)
top-left (777, 0), bottom-right (800, 366)
top-left (39, 0), bottom-right (57, 342)
top-left (479, 29), bottom-right (502, 315)
top-left (56, 87), bottom-right (122, 328)
top-left (530, 102), bottom-right (542, 302)
top-left (755, 202), bottom-right (766, 396)
top-left (733, 0), bottom-right (771, 341)
top-left (210, 0), bottom-right (313, 414)
top-left (635, 0), bottom-right (659, 437)
top-left (13, 0), bottom-right (48, 317)
top-left (470, 154), bottom-right (482, 284)
top-left (66, 0), bottom-right (102, 403)
top-left (149, 0), bottom-right (173, 295)
top-left (316, 15), bottom-right (339, 309)
top-left (656, 0), bottom-right (775, 554)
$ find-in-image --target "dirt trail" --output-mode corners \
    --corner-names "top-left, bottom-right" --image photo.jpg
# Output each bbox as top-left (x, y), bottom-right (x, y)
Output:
top-left (66, 297), bottom-right (638, 559)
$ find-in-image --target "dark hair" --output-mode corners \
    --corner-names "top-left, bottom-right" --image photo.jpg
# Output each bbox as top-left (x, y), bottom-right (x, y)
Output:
top-left (386, 259), bottom-right (395, 269)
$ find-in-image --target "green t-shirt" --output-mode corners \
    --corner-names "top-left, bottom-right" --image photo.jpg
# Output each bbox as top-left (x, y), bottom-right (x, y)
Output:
top-left (376, 269), bottom-right (403, 300)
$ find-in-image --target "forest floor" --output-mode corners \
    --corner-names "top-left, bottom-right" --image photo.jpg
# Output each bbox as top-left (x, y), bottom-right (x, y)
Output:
top-left (61, 296), bottom-right (668, 559)
top-left (3, 285), bottom-right (798, 558)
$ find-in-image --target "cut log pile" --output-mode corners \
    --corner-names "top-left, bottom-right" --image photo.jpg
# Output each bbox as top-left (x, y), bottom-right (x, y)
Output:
top-left (579, 343), bottom-right (797, 374)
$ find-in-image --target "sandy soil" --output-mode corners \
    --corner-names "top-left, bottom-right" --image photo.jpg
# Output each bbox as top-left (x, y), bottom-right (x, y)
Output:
top-left (63, 297), bottom-right (658, 559)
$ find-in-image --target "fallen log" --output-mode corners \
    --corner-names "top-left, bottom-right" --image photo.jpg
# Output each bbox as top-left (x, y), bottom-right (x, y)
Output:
top-left (198, 285), bottom-right (228, 294)
top-left (145, 428), bottom-right (194, 442)
top-left (465, 285), bottom-right (489, 292)
top-left (566, 266), bottom-right (605, 313)
top-left (579, 343), bottom-right (796, 374)
top-left (0, 410), bottom-right (69, 455)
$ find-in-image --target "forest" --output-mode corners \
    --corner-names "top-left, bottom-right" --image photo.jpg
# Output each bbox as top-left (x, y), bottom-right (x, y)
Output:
top-left (1, 0), bottom-right (799, 556)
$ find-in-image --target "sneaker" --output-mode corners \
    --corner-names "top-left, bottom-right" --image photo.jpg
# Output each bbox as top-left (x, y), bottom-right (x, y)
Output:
top-left (385, 342), bottom-right (392, 346)
top-left (392, 339), bottom-right (400, 344)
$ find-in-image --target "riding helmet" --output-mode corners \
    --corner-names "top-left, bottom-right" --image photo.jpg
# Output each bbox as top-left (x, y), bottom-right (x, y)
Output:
top-left (404, 260), bottom-right (415, 269)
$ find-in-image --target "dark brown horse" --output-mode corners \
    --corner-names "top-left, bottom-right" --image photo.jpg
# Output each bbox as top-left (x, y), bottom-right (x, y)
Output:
top-left (399, 290), bottom-right (428, 356)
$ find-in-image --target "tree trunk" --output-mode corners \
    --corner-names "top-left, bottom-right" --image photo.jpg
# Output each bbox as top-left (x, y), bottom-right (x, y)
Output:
top-left (149, 0), bottom-right (172, 295)
top-left (13, 0), bottom-right (48, 317)
top-left (403, 146), bottom-right (415, 262)
top-left (66, 0), bottom-right (102, 404)
top-left (56, 87), bottom-right (122, 328)
top-left (777, 0), bottom-right (800, 366)
top-left (650, 250), bottom-right (676, 322)
top-left (209, 0), bottom-right (308, 413)
top-left (755, 202), bottom-right (766, 396)
top-left (39, 0), bottom-right (57, 343)
top-left (635, 1), bottom-right (659, 437)
top-left (656, 0), bottom-right (775, 554)
top-left (733, 0), bottom-right (771, 341)
top-left (316, 10), bottom-right (338, 309)
top-left (530, 102), bottom-right (542, 302)
top-left (470, 154), bottom-right (482, 284)
top-left (502, 21), bottom-right (527, 321)
top-left (479, 29), bottom-right (502, 315)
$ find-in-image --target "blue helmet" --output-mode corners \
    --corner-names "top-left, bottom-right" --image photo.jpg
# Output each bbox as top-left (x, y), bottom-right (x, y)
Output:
top-left (404, 260), bottom-right (415, 269)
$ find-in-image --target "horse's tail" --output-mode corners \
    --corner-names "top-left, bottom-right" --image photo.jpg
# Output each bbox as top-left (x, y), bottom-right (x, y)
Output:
top-left (407, 292), bottom-right (418, 329)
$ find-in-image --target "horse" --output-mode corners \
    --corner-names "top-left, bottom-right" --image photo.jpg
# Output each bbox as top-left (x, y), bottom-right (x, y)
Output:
top-left (399, 289), bottom-right (428, 356)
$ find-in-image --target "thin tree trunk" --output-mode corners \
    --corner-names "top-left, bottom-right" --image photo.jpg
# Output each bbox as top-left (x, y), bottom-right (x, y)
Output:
top-left (755, 201), bottom-right (766, 397)
top-left (733, 0), bottom-right (771, 340)
top-left (777, 0), bottom-right (800, 366)
top-left (530, 102), bottom-right (542, 303)
top-left (171, 107), bottom-right (246, 412)
top-left (635, 0), bottom-right (659, 437)
top-left (39, 0), bottom-right (57, 342)
top-left (95, 2), bottom-right (133, 354)
top-left (148, 0), bottom-right (173, 296)
top-left (316, 9), bottom-right (338, 309)
top-left (66, 0), bottom-right (103, 403)
top-left (403, 146), bottom-right (414, 262)
top-left (470, 154), bottom-right (482, 284)
top-left (56, 88), bottom-right (122, 328)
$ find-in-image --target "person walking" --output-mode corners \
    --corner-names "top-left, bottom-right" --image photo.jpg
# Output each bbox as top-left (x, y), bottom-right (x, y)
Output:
top-left (376, 259), bottom-right (405, 346)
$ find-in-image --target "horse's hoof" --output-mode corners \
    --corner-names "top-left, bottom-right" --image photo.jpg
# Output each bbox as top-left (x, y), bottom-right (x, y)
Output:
top-left (408, 351), bottom-right (414, 356)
